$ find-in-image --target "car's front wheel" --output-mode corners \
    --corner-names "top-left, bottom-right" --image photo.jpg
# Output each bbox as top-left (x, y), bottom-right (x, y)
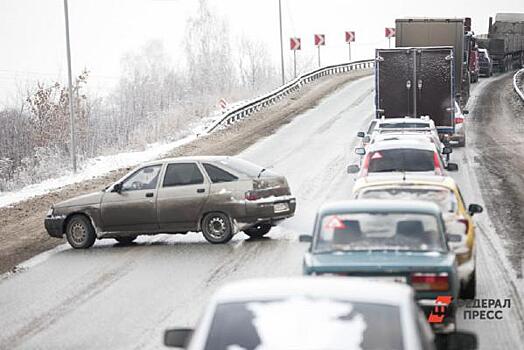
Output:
top-left (65, 215), bottom-right (96, 249)
top-left (243, 223), bottom-right (272, 239)
top-left (114, 236), bottom-right (137, 245)
top-left (201, 212), bottom-right (234, 244)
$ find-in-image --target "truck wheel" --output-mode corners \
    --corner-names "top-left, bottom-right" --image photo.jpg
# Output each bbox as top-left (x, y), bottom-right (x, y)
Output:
top-left (66, 215), bottom-right (96, 249)
top-left (461, 269), bottom-right (476, 299)
top-left (115, 236), bottom-right (137, 245)
top-left (244, 223), bottom-right (272, 239)
top-left (201, 212), bottom-right (234, 244)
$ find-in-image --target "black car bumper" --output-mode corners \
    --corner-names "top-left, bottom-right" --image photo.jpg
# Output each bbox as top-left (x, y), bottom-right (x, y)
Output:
top-left (44, 216), bottom-right (66, 238)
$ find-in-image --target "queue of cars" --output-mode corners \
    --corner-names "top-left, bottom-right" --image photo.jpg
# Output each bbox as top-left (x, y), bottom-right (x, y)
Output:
top-left (43, 110), bottom-right (482, 348)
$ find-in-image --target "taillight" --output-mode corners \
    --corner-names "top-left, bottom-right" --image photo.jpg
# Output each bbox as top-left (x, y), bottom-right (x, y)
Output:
top-left (245, 191), bottom-right (260, 201)
top-left (458, 218), bottom-right (469, 235)
top-left (433, 152), bottom-right (443, 175)
top-left (455, 116), bottom-right (464, 124)
top-left (361, 153), bottom-right (371, 176)
top-left (411, 273), bottom-right (449, 291)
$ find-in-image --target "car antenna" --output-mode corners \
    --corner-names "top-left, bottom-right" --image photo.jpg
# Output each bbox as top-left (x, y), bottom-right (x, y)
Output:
top-left (258, 168), bottom-right (266, 178)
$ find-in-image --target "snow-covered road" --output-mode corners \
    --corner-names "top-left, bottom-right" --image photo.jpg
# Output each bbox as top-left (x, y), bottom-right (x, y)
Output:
top-left (0, 74), bottom-right (522, 349)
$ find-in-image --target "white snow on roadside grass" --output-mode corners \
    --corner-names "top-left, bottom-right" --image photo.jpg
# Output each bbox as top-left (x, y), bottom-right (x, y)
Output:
top-left (0, 133), bottom-right (199, 209)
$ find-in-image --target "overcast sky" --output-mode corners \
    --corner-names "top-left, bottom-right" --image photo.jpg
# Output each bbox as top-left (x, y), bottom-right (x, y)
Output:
top-left (0, 0), bottom-right (523, 105)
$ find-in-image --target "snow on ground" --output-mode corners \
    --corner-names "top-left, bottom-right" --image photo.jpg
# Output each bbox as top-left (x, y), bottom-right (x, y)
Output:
top-left (0, 116), bottom-right (219, 208)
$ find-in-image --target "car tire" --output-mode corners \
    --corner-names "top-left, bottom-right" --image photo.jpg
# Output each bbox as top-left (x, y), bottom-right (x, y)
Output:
top-left (115, 236), bottom-right (137, 245)
top-left (201, 212), bottom-right (234, 244)
top-left (461, 269), bottom-right (476, 299)
top-left (458, 135), bottom-right (466, 147)
top-left (243, 223), bottom-right (272, 239)
top-left (65, 215), bottom-right (96, 249)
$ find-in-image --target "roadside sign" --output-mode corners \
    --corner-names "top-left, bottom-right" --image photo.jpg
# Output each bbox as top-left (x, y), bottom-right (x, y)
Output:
top-left (314, 34), bottom-right (326, 46)
top-left (385, 27), bottom-right (396, 38)
top-left (290, 37), bottom-right (301, 50)
top-left (345, 31), bottom-right (355, 43)
top-left (218, 98), bottom-right (227, 110)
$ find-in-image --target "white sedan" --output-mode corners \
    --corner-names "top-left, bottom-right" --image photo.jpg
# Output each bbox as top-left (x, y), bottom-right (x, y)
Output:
top-left (163, 277), bottom-right (477, 350)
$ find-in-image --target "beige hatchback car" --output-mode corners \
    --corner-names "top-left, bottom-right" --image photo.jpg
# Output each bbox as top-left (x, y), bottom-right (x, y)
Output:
top-left (45, 156), bottom-right (296, 248)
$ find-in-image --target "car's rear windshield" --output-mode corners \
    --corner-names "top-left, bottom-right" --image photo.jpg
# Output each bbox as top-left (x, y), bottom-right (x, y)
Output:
top-left (204, 298), bottom-right (403, 350)
top-left (216, 158), bottom-right (272, 178)
top-left (379, 122), bottom-right (430, 129)
top-left (368, 149), bottom-right (435, 172)
top-left (314, 212), bottom-right (445, 253)
top-left (359, 187), bottom-right (458, 214)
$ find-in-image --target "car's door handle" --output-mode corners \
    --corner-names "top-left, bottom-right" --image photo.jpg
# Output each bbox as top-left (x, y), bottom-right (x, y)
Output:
top-left (197, 188), bottom-right (205, 193)
top-left (145, 192), bottom-right (154, 198)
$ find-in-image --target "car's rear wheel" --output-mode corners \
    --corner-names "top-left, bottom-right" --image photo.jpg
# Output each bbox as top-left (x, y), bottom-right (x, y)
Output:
top-left (243, 223), bottom-right (272, 239)
top-left (115, 236), bottom-right (137, 245)
top-left (66, 215), bottom-right (96, 249)
top-left (461, 269), bottom-right (476, 299)
top-left (201, 212), bottom-right (234, 244)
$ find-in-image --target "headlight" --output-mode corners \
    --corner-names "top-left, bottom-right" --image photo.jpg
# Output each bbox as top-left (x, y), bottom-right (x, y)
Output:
top-left (46, 208), bottom-right (54, 217)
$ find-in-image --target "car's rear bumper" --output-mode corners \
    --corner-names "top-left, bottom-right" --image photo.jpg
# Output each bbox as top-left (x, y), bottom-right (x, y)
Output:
top-left (240, 196), bottom-right (296, 228)
top-left (44, 215), bottom-right (66, 238)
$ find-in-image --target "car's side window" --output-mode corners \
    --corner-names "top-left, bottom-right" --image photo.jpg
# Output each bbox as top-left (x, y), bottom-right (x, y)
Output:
top-left (203, 163), bottom-right (238, 183)
top-left (121, 165), bottom-right (162, 192)
top-left (163, 163), bottom-right (204, 187)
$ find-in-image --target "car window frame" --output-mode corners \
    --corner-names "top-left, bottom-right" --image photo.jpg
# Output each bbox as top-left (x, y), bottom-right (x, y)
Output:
top-left (162, 162), bottom-right (206, 188)
top-left (120, 164), bottom-right (163, 192)
top-left (202, 163), bottom-right (239, 183)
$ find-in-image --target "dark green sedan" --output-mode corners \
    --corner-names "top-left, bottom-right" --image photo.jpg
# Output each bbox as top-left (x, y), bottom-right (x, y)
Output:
top-left (301, 199), bottom-right (460, 330)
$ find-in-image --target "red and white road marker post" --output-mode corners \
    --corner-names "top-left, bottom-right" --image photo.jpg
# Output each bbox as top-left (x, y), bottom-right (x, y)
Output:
top-left (290, 37), bottom-right (301, 78)
top-left (385, 27), bottom-right (396, 48)
top-left (345, 31), bottom-right (355, 61)
top-left (314, 34), bottom-right (325, 67)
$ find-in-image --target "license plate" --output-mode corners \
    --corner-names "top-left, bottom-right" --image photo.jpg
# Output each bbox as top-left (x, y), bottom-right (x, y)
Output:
top-left (274, 202), bottom-right (289, 213)
top-left (362, 276), bottom-right (407, 283)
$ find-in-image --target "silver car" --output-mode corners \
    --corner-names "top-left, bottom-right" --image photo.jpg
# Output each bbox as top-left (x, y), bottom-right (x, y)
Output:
top-left (44, 156), bottom-right (296, 248)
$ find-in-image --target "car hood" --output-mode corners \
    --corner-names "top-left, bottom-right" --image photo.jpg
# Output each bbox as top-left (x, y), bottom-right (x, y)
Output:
top-left (54, 191), bottom-right (103, 209)
top-left (306, 250), bottom-right (454, 272)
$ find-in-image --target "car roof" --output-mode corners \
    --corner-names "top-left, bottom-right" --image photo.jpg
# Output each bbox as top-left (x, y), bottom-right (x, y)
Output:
top-left (377, 117), bottom-right (432, 125)
top-left (141, 155), bottom-right (235, 167)
top-left (373, 133), bottom-right (436, 143)
top-left (368, 139), bottom-right (436, 151)
top-left (353, 175), bottom-right (457, 192)
top-left (212, 277), bottom-right (413, 306)
top-left (318, 199), bottom-right (442, 216)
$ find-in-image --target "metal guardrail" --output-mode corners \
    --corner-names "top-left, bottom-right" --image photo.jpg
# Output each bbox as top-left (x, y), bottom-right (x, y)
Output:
top-left (206, 59), bottom-right (374, 133)
top-left (513, 68), bottom-right (524, 101)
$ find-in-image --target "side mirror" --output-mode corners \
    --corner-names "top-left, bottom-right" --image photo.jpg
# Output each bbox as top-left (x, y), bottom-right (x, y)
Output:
top-left (354, 147), bottom-right (366, 156)
top-left (435, 331), bottom-right (478, 350)
top-left (446, 163), bottom-right (459, 171)
top-left (463, 110), bottom-right (469, 115)
top-left (347, 165), bottom-right (360, 174)
top-left (468, 203), bottom-right (483, 216)
top-left (357, 131), bottom-right (365, 138)
top-left (442, 146), bottom-right (453, 155)
top-left (112, 183), bottom-right (123, 193)
top-left (164, 328), bottom-right (193, 348)
top-left (299, 235), bottom-right (312, 243)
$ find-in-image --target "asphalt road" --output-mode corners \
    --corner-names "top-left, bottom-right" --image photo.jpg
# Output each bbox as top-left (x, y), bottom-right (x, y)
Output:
top-left (0, 74), bottom-right (522, 349)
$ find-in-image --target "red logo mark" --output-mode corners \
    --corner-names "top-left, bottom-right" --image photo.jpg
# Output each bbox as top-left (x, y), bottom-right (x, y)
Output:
top-left (428, 296), bottom-right (452, 323)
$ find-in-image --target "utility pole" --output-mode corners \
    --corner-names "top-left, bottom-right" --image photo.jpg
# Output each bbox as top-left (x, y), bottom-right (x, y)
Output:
top-left (278, 0), bottom-right (285, 84)
top-left (63, 0), bottom-right (77, 172)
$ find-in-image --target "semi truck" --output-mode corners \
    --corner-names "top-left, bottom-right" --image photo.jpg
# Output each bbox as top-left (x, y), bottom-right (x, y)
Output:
top-left (476, 13), bottom-right (524, 72)
top-left (375, 47), bottom-right (455, 136)
top-left (395, 18), bottom-right (476, 107)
